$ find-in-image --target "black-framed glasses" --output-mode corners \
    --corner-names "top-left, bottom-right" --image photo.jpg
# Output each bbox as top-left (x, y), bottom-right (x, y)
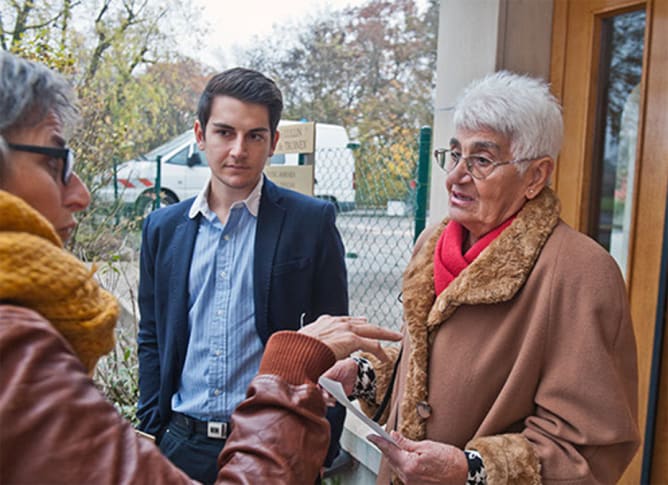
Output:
top-left (433, 148), bottom-right (536, 180)
top-left (8, 143), bottom-right (75, 185)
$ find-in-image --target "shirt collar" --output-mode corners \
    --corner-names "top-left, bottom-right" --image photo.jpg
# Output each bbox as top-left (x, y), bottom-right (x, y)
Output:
top-left (188, 175), bottom-right (264, 220)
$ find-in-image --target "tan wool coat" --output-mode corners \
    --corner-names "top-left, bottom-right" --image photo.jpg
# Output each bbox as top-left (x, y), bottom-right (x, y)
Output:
top-left (363, 188), bottom-right (640, 485)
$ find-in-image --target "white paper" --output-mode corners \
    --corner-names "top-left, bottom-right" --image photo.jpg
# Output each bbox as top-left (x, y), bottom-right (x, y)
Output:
top-left (318, 376), bottom-right (397, 444)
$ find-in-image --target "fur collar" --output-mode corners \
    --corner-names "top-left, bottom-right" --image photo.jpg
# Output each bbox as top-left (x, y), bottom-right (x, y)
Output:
top-left (398, 187), bottom-right (561, 441)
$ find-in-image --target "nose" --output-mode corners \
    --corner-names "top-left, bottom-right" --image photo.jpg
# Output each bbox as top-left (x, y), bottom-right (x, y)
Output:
top-left (445, 155), bottom-right (472, 186)
top-left (229, 134), bottom-right (247, 159)
top-left (63, 172), bottom-right (91, 212)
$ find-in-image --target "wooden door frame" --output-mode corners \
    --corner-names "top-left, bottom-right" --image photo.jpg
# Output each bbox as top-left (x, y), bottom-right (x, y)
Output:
top-left (550, 0), bottom-right (668, 482)
top-left (646, 198), bottom-right (668, 482)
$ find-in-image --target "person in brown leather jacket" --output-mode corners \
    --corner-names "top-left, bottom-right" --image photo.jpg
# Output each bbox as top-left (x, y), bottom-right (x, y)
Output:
top-left (0, 50), bottom-right (401, 484)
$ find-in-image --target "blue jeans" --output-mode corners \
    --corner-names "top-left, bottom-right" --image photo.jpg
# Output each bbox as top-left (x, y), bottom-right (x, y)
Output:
top-left (159, 418), bottom-right (226, 485)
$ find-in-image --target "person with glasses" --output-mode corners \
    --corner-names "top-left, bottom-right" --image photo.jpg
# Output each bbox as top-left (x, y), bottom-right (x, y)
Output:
top-left (325, 71), bottom-right (639, 484)
top-left (0, 60), bottom-right (89, 243)
top-left (0, 51), bottom-right (402, 484)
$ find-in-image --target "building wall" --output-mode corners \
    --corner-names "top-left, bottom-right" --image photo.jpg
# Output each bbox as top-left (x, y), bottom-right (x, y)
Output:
top-left (429, 0), bottom-right (554, 223)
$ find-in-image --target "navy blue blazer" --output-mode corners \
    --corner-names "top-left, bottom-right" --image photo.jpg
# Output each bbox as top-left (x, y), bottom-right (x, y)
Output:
top-left (136, 177), bottom-right (348, 463)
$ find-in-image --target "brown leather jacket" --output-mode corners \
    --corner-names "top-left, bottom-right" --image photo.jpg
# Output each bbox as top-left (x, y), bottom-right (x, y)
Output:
top-left (0, 305), bottom-right (335, 484)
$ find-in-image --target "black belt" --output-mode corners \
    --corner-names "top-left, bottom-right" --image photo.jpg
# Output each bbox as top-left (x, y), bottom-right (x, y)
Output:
top-left (170, 412), bottom-right (230, 440)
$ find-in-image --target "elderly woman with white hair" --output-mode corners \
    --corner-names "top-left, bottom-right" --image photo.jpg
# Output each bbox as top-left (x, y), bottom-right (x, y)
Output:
top-left (328, 71), bottom-right (640, 484)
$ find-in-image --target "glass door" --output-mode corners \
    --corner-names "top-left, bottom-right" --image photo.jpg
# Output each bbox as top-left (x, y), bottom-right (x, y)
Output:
top-left (550, 0), bottom-right (668, 482)
top-left (588, 9), bottom-right (645, 278)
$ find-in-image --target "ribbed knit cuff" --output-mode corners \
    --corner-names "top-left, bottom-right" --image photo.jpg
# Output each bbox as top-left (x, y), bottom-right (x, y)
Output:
top-left (259, 331), bottom-right (336, 385)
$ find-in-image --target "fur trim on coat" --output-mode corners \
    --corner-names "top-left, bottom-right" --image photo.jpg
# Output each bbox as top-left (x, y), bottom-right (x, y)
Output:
top-left (399, 188), bottom-right (560, 442)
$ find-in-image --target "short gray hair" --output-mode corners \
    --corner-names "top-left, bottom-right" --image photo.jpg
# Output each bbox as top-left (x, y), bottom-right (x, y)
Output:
top-left (0, 51), bottom-right (79, 138)
top-left (453, 71), bottom-right (563, 164)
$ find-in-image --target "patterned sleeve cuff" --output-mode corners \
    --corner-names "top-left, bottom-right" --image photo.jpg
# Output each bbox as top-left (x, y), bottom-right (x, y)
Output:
top-left (465, 449), bottom-right (487, 485)
top-left (350, 356), bottom-right (376, 401)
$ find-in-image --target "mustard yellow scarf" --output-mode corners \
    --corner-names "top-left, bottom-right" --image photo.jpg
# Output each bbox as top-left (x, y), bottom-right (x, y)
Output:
top-left (0, 190), bottom-right (118, 372)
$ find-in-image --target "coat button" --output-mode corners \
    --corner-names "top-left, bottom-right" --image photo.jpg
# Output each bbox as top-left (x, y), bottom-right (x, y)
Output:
top-left (416, 401), bottom-right (432, 419)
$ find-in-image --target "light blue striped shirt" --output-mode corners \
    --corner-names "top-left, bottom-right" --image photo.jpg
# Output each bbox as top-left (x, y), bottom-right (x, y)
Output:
top-left (171, 178), bottom-right (264, 421)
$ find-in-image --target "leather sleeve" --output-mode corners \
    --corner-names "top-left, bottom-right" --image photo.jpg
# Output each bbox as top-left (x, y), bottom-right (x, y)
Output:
top-left (216, 331), bottom-right (336, 484)
top-left (2, 311), bottom-right (337, 485)
top-left (0, 306), bottom-right (192, 485)
top-left (216, 376), bottom-right (331, 484)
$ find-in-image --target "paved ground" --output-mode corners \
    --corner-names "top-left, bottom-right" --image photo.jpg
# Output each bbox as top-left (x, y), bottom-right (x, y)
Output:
top-left (338, 211), bottom-right (414, 331)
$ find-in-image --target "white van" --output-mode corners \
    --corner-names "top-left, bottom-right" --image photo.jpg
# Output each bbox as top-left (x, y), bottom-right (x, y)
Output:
top-left (99, 121), bottom-right (356, 214)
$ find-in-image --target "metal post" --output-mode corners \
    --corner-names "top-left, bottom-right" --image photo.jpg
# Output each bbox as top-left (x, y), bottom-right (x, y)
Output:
top-left (113, 157), bottom-right (119, 202)
top-left (153, 155), bottom-right (162, 211)
top-left (112, 157), bottom-right (119, 225)
top-left (414, 126), bottom-right (431, 243)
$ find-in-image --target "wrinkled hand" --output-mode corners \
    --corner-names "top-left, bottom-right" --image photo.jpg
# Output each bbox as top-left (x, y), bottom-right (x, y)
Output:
top-left (299, 314), bottom-right (401, 361)
top-left (367, 431), bottom-right (468, 485)
top-left (322, 358), bottom-right (358, 397)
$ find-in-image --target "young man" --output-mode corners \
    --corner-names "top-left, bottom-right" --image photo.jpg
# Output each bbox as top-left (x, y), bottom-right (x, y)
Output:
top-left (137, 68), bottom-right (349, 483)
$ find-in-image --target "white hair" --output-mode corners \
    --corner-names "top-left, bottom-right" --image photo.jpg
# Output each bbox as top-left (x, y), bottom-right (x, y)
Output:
top-left (453, 71), bottom-right (563, 165)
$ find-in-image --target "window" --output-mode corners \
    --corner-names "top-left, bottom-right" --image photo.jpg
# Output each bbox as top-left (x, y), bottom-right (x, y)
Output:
top-left (590, 8), bottom-right (645, 278)
top-left (270, 153), bottom-right (286, 165)
top-left (166, 146), bottom-right (190, 165)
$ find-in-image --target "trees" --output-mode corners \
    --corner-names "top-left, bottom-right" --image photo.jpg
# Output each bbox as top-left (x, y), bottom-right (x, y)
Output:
top-left (2, 0), bottom-right (211, 255)
top-left (2, 0), bottom-right (438, 212)
top-left (237, 0), bottom-right (438, 207)
top-left (2, 0), bottom-right (208, 175)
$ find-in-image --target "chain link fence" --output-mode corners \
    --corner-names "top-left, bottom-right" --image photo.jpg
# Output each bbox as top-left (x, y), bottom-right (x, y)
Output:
top-left (316, 127), bottom-right (431, 331)
top-left (88, 126), bottom-right (431, 333)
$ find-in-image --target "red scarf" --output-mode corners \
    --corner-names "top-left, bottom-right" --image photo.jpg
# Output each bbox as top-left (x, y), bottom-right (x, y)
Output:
top-left (433, 217), bottom-right (515, 296)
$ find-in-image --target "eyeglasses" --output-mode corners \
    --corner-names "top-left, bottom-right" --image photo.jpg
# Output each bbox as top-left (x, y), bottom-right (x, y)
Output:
top-left (8, 143), bottom-right (75, 185)
top-left (433, 148), bottom-right (536, 180)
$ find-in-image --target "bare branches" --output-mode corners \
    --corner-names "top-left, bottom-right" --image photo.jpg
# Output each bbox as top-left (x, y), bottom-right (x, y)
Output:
top-left (85, 0), bottom-right (152, 83)
top-left (2, 1), bottom-right (83, 51)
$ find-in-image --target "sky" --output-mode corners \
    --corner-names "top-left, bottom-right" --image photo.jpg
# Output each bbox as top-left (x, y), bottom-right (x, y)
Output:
top-left (189, 0), bottom-right (426, 69)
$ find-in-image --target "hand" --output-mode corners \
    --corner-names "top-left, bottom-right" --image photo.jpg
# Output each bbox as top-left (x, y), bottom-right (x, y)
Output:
top-left (322, 358), bottom-right (358, 397)
top-left (299, 314), bottom-right (402, 361)
top-left (367, 431), bottom-right (468, 485)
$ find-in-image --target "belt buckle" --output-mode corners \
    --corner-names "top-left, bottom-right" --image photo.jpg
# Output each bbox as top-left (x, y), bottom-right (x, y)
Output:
top-left (207, 421), bottom-right (227, 439)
